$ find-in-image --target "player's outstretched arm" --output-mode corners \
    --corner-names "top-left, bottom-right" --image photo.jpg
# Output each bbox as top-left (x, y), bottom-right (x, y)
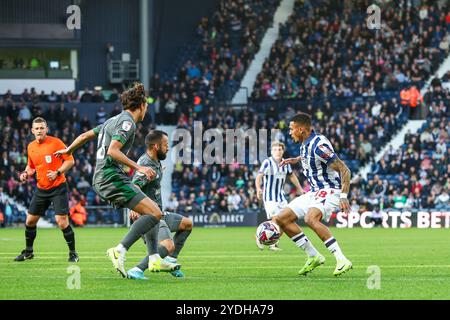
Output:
top-left (54, 129), bottom-right (97, 157)
top-left (107, 140), bottom-right (156, 180)
top-left (279, 156), bottom-right (301, 167)
top-left (329, 157), bottom-right (351, 213)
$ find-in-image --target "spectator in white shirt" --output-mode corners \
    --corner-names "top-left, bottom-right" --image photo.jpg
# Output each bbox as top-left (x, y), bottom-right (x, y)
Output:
top-left (370, 205), bottom-right (383, 227)
top-left (434, 190), bottom-right (449, 209)
top-left (166, 193), bottom-right (179, 212)
top-left (227, 189), bottom-right (241, 212)
top-left (18, 104), bottom-right (31, 123)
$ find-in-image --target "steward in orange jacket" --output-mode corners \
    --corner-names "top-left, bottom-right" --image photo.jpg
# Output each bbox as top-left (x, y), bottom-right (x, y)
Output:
top-left (70, 202), bottom-right (87, 226)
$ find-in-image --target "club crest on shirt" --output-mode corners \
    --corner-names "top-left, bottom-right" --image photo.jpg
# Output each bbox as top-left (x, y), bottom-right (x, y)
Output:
top-left (45, 155), bottom-right (52, 163)
top-left (318, 144), bottom-right (333, 159)
top-left (122, 121), bottom-right (132, 132)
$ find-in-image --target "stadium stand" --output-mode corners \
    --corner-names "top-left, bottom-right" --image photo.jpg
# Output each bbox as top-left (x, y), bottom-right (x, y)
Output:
top-left (151, 0), bottom-right (280, 118)
top-left (169, 97), bottom-right (411, 213)
top-left (168, 0), bottom-right (450, 213)
top-left (362, 77), bottom-right (449, 212)
top-left (251, 0), bottom-right (447, 102)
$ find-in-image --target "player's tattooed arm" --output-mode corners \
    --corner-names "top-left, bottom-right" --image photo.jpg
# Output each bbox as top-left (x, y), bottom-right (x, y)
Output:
top-left (329, 156), bottom-right (351, 194)
top-left (329, 156), bottom-right (351, 213)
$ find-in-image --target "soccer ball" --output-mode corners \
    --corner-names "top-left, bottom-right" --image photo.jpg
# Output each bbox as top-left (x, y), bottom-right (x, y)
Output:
top-left (256, 221), bottom-right (281, 245)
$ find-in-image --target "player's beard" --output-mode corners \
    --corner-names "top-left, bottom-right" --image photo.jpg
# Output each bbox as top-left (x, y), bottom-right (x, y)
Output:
top-left (157, 149), bottom-right (167, 160)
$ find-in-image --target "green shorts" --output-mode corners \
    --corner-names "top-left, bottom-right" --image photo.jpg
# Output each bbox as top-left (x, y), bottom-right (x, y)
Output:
top-left (93, 172), bottom-right (146, 210)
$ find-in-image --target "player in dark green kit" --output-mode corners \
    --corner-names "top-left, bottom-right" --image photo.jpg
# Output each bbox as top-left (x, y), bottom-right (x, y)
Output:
top-left (54, 82), bottom-right (179, 277)
top-left (127, 130), bottom-right (193, 280)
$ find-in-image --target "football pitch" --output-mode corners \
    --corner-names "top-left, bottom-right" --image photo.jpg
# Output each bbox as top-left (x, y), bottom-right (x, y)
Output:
top-left (1, 227), bottom-right (449, 300)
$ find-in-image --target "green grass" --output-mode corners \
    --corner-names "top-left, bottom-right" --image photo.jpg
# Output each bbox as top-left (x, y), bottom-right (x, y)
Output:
top-left (1, 227), bottom-right (449, 300)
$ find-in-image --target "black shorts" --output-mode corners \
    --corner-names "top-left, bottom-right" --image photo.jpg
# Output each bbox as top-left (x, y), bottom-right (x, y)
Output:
top-left (29, 183), bottom-right (69, 216)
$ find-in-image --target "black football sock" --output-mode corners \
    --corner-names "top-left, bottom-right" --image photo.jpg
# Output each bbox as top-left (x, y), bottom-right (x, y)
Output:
top-left (171, 229), bottom-right (192, 259)
top-left (62, 225), bottom-right (76, 252)
top-left (25, 225), bottom-right (37, 252)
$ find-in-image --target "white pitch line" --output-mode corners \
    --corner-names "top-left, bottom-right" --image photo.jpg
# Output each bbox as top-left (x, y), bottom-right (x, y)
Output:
top-left (1, 275), bottom-right (450, 283)
top-left (0, 252), bottom-right (372, 257)
top-left (0, 256), bottom-right (373, 260)
top-left (0, 251), bottom-right (376, 255)
top-left (1, 265), bottom-right (450, 269)
top-left (185, 276), bottom-right (450, 282)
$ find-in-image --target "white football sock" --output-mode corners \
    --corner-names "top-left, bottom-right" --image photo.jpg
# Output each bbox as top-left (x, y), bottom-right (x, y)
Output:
top-left (165, 256), bottom-right (177, 263)
top-left (291, 232), bottom-right (319, 257)
top-left (115, 243), bottom-right (127, 253)
top-left (148, 253), bottom-right (161, 261)
top-left (324, 237), bottom-right (346, 261)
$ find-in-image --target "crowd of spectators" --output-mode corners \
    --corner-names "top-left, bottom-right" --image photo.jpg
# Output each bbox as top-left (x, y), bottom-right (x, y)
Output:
top-left (251, 0), bottom-right (450, 101)
top-left (3, 89), bottom-right (412, 219)
top-left (169, 94), bottom-right (413, 214)
top-left (0, 91), bottom-right (149, 225)
top-left (1, 85), bottom-right (443, 224)
top-left (150, 0), bottom-right (280, 124)
top-left (350, 77), bottom-right (450, 212)
top-left (0, 0), bottom-right (286, 222)
top-left (2, 87), bottom-right (120, 104)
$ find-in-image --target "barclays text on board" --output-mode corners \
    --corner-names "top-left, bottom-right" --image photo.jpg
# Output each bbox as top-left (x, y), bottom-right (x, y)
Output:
top-left (187, 210), bottom-right (258, 227)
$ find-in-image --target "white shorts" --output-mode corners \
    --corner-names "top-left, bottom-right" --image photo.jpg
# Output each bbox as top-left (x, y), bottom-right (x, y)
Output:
top-left (287, 188), bottom-right (341, 222)
top-left (264, 200), bottom-right (288, 219)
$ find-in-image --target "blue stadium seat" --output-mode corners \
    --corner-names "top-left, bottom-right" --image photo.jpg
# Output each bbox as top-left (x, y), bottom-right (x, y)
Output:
top-left (87, 214), bottom-right (96, 224)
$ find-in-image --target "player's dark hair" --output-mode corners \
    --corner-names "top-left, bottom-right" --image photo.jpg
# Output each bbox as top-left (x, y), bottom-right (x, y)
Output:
top-left (145, 130), bottom-right (168, 148)
top-left (32, 117), bottom-right (47, 126)
top-left (120, 82), bottom-right (146, 111)
top-left (291, 112), bottom-right (312, 127)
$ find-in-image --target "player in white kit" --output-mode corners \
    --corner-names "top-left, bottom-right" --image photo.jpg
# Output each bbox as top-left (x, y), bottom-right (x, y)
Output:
top-left (255, 141), bottom-right (302, 251)
top-left (275, 113), bottom-right (353, 277)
